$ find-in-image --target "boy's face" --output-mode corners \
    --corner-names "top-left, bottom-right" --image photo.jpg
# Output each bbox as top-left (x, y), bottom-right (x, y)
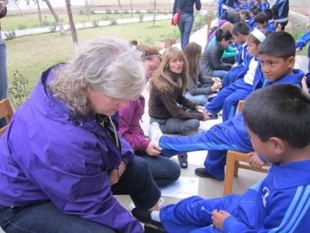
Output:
top-left (259, 54), bottom-right (295, 83)
top-left (255, 22), bottom-right (266, 29)
top-left (246, 126), bottom-right (282, 164)
top-left (233, 33), bottom-right (247, 45)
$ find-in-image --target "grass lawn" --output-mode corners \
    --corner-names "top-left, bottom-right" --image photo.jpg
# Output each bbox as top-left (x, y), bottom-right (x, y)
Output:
top-left (4, 8), bottom-right (208, 107)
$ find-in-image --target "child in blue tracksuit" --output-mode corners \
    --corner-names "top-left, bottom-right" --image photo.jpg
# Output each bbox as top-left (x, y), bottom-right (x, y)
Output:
top-left (260, 0), bottom-right (270, 10)
top-left (149, 32), bottom-right (304, 181)
top-left (296, 30), bottom-right (310, 92)
top-left (221, 22), bottom-right (252, 87)
top-left (205, 28), bottom-right (268, 122)
top-left (133, 84), bottom-right (310, 233)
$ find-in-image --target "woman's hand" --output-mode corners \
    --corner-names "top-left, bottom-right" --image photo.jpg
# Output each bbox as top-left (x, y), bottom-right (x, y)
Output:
top-left (210, 80), bottom-right (222, 92)
top-left (212, 210), bottom-right (231, 230)
top-left (109, 161), bottom-right (127, 185)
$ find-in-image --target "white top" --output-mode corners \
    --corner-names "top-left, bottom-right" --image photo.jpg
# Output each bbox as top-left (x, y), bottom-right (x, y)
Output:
top-left (243, 57), bottom-right (259, 85)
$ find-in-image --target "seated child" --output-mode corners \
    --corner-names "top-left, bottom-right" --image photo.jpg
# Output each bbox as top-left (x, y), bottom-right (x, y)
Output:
top-left (205, 28), bottom-right (269, 122)
top-left (149, 31), bottom-right (305, 181)
top-left (254, 12), bottom-right (275, 32)
top-left (133, 84), bottom-right (310, 232)
top-left (296, 30), bottom-right (310, 93)
top-left (221, 21), bottom-right (252, 87)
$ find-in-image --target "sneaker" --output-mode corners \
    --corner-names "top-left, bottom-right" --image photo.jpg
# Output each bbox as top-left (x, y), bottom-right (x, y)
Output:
top-left (177, 153), bottom-right (188, 169)
top-left (194, 168), bottom-right (223, 180)
top-left (149, 122), bottom-right (163, 145)
top-left (129, 197), bottom-right (165, 211)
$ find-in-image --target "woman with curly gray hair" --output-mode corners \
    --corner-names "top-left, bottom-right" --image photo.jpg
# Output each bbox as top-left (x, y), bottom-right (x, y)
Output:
top-left (0, 36), bottom-right (161, 233)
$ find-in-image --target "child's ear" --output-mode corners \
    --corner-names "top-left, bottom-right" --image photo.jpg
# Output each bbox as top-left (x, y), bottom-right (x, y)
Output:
top-left (268, 137), bottom-right (285, 155)
top-left (287, 56), bottom-right (295, 69)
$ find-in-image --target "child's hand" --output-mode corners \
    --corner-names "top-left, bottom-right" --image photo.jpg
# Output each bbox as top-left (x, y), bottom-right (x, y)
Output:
top-left (248, 151), bottom-right (266, 169)
top-left (146, 141), bottom-right (162, 156)
top-left (212, 210), bottom-right (231, 230)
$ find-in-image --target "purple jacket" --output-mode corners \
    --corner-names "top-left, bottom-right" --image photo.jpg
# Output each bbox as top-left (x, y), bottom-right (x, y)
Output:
top-left (119, 95), bottom-right (150, 152)
top-left (0, 66), bottom-right (143, 233)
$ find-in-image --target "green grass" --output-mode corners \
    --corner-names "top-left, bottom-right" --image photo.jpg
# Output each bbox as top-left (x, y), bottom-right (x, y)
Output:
top-left (6, 20), bottom-right (181, 92)
top-left (4, 10), bottom-right (207, 106)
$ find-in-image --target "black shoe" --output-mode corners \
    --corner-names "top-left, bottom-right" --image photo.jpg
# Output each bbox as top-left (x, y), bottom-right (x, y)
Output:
top-left (177, 153), bottom-right (188, 169)
top-left (144, 223), bottom-right (167, 233)
top-left (194, 168), bottom-right (223, 180)
top-left (208, 114), bottom-right (218, 120)
top-left (132, 208), bottom-right (166, 232)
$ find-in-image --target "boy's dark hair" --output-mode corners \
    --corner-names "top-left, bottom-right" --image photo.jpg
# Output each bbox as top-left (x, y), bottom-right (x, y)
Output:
top-left (259, 31), bottom-right (296, 59)
top-left (263, 9), bottom-right (274, 20)
top-left (254, 12), bottom-right (269, 24)
top-left (232, 21), bottom-right (250, 35)
top-left (215, 29), bottom-right (233, 41)
top-left (250, 6), bottom-right (262, 16)
top-left (243, 84), bottom-right (310, 148)
top-left (240, 10), bottom-right (250, 20)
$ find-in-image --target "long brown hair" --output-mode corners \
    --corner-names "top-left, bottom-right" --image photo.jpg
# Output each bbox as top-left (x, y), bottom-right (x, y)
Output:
top-left (184, 42), bottom-right (202, 83)
top-left (151, 47), bottom-right (188, 93)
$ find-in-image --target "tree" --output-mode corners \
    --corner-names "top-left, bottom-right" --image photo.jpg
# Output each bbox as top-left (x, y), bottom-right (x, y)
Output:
top-left (65, 0), bottom-right (78, 49)
top-left (26, 0), bottom-right (43, 26)
top-left (42, 0), bottom-right (66, 36)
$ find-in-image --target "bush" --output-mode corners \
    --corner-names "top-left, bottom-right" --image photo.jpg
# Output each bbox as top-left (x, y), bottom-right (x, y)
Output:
top-left (8, 71), bottom-right (30, 108)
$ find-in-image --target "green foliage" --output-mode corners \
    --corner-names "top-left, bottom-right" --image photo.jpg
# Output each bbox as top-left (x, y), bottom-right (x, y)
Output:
top-left (4, 30), bottom-right (16, 40)
top-left (8, 71), bottom-right (30, 108)
top-left (92, 19), bottom-right (100, 27)
top-left (17, 24), bottom-right (27, 30)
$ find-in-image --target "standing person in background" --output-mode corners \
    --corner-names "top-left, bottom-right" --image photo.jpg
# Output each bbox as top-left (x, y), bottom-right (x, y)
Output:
top-left (271, 0), bottom-right (289, 31)
top-left (173, 0), bottom-right (201, 51)
top-left (0, 0), bottom-right (7, 101)
top-left (119, 42), bottom-right (181, 187)
top-left (184, 42), bottom-right (222, 106)
top-left (0, 36), bottom-right (162, 233)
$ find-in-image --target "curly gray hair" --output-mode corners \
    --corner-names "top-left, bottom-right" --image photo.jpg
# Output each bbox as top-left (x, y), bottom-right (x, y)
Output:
top-left (49, 36), bottom-right (145, 115)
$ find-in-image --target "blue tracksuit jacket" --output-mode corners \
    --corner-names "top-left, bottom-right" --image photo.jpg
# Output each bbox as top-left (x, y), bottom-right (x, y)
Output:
top-left (160, 160), bottom-right (310, 232)
top-left (296, 30), bottom-right (310, 87)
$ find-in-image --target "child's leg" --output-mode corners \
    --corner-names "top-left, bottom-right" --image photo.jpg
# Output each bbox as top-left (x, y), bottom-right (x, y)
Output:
top-left (205, 82), bottom-right (239, 115)
top-left (158, 114), bottom-right (253, 154)
top-left (222, 83), bottom-right (252, 121)
top-left (159, 195), bottom-right (241, 233)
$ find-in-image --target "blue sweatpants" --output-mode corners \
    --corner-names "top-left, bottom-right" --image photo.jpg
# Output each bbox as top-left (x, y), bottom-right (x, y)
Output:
top-left (205, 79), bottom-right (252, 121)
top-left (160, 195), bottom-right (241, 233)
top-left (159, 114), bottom-right (253, 157)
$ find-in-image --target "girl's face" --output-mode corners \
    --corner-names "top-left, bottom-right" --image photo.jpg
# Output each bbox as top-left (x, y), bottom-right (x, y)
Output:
top-left (221, 38), bottom-right (232, 48)
top-left (142, 56), bottom-right (161, 81)
top-left (168, 56), bottom-right (184, 74)
top-left (84, 87), bottom-right (129, 116)
top-left (247, 40), bottom-right (260, 57)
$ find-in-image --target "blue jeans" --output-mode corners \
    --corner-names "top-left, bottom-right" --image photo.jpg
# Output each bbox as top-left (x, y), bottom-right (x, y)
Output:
top-left (178, 12), bottom-right (194, 50)
top-left (0, 37), bottom-right (7, 100)
top-left (137, 152), bottom-right (181, 187)
top-left (212, 70), bottom-right (228, 80)
top-left (0, 156), bottom-right (161, 232)
top-left (185, 91), bottom-right (208, 105)
top-left (150, 116), bottom-right (200, 135)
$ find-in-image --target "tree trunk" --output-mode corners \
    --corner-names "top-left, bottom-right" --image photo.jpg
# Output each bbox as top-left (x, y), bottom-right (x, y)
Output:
top-left (65, 0), bottom-right (79, 49)
top-left (153, 0), bottom-right (157, 27)
top-left (36, 0), bottom-right (43, 27)
top-left (42, 0), bottom-right (66, 36)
